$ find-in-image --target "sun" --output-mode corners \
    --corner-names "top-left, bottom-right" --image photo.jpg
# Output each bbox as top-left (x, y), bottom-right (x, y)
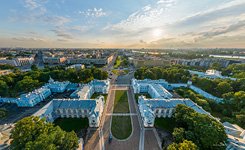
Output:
top-left (152, 28), bottom-right (163, 39)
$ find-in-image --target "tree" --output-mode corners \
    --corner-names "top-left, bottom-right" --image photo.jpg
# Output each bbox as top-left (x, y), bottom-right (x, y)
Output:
top-left (11, 116), bottom-right (79, 150)
top-left (167, 140), bottom-right (198, 150)
top-left (233, 91), bottom-right (245, 110)
top-left (15, 76), bottom-right (40, 93)
top-left (211, 62), bottom-right (221, 70)
top-left (174, 104), bottom-right (227, 149)
top-left (31, 64), bottom-right (38, 71)
top-left (173, 127), bottom-right (185, 143)
top-left (0, 80), bottom-right (9, 96)
top-left (0, 108), bottom-right (7, 118)
top-left (216, 81), bottom-right (233, 96)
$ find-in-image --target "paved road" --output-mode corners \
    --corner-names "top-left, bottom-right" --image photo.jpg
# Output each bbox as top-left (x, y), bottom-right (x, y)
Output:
top-left (104, 85), bottom-right (140, 150)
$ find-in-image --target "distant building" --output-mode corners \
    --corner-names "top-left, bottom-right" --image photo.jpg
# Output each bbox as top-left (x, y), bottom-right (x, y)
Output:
top-left (66, 64), bottom-right (85, 70)
top-left (189, 69), bottom-right (236, 80)
top-left (129, 57), bottom-right (171, 68)
top-left (0, 70), bottom-right (12, 76)
top-left (43, 56), bottom-right (67, 64)
top-left (174, 58), bottom-right (233, 68)
top-left (0, 57), bottom-right (34, 66)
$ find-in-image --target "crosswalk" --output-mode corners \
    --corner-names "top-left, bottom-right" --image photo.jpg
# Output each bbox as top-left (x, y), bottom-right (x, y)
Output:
top-left (106, 113), bottom-right (137, 116)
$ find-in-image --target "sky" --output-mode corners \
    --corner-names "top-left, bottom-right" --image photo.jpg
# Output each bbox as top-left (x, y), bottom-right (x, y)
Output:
top-left (0, 0), bottom-right (245, 48)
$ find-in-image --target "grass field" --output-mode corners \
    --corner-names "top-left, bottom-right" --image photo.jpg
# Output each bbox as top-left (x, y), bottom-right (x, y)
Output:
top-left (54, 118), bottom-right (89, 132)
top-left (154, 118), bottom-right (176, 132)
top-left (134, 93), bottom-right (151, 103)
top-left (111, 116), bottom-right (132, 139)
top-left (113, 90), bottom-right (129, 113)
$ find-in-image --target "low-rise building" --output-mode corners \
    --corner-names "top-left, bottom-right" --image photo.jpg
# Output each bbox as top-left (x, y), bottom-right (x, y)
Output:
top-left (70, 79), bottom-right (110, 99)
top-left (66, 64), bottom-right (85, 70)
top-left (132, 78), bottom-right (173, 99)
top-left (138, 96), bottom-right (213, 127)
top-left (34, 97), bottom-right (104, 127)
top-left (34, 79), bottom-right (110, 127)
top-left (17, 87), bottom-right (52, 107)
top-left (129, 57), bottom-right (171, 68)
top-left (174, 58), bottom-right (233, 68)
top-left (0, 70), bottom-right (12, 76)
top-left (45, 77), bottom-right (70, 93)
top-left (0, 57), bottom-right (34, 66)
top-left (43, 56), bottom-right (67, 64)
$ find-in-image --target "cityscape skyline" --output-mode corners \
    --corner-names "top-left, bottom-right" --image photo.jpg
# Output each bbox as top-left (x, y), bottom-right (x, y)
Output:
top-left (0, 0), bottom-right (245, 48)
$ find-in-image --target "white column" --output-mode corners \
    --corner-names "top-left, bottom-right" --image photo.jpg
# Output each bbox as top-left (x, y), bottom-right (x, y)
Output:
top-left (164, 109), bottom-right (167, 117)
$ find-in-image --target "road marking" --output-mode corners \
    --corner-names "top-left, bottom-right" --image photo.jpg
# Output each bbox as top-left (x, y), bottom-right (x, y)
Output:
top-left (139, 128), bottom-right (145, 150)
top-left (106, 113), bottom-right (137, 116)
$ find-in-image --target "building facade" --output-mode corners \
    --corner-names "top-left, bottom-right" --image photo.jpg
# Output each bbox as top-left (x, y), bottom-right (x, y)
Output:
top-left (138, 96), bottom-right (213, 127)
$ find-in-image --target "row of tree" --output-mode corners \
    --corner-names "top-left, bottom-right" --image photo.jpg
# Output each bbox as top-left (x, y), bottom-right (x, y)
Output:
top-left (176, 88), bottom-right (245, 128)
top-left (134, 66), bottom-right (191, 83)
top-left (192, 76), bottom-right (245, 97)
top-left (0, 66), bottom-right (108, 97)
top-left (168, 104), bottom-right (227, 150)
top-left (175, 88), bottom-right (211, 112)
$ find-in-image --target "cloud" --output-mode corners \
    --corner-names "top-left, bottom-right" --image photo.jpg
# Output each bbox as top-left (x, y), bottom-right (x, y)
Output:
top-left (43, 16), bottom-right (70, 26)
top-left (51, 28), bottom-right (73, 39)
top-left (79, 8), bottom-right (107, 17)
top-left (139, 40), bottom-right (146, 44)
top-left (12, 37), bottom-right (46, 42)
top-left (104, 0), bottom-right (176, 33)
top-left (24, 0), bottom-right (39, 9)
top-left (173, 0), bottom-right (245, 28)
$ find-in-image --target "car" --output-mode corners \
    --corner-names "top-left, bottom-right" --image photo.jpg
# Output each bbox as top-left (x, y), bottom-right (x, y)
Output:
top-left (109, 133), bottom-right (113, 144)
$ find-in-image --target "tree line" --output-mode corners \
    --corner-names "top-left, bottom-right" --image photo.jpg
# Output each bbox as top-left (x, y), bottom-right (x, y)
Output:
top-left (134, 66), bottom-right (191, 83)
top-left (0, 66), bottom-right (108, 97)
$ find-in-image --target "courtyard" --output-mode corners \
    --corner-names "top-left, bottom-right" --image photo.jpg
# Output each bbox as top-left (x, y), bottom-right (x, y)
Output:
top-left (113, 90), bottom-right (129, 113)
top-left (154, 118), bottom-right (176, 132)
top-left (54, 118), bottom-right (89, 133)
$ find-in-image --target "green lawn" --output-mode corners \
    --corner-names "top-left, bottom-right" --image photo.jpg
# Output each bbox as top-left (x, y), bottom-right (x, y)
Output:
top-left (54, 118), bottom-right (89, 133)
top-left (90, 93), bottom-right (108, 102)
top-left (154, 118), bottom-right (176, 132)
top-left (113, 90), bottom-right (129, 113)
top-left (135, 93), bottom-right (151, 103)
top-left (111, 116), bottom-right (132, 140)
